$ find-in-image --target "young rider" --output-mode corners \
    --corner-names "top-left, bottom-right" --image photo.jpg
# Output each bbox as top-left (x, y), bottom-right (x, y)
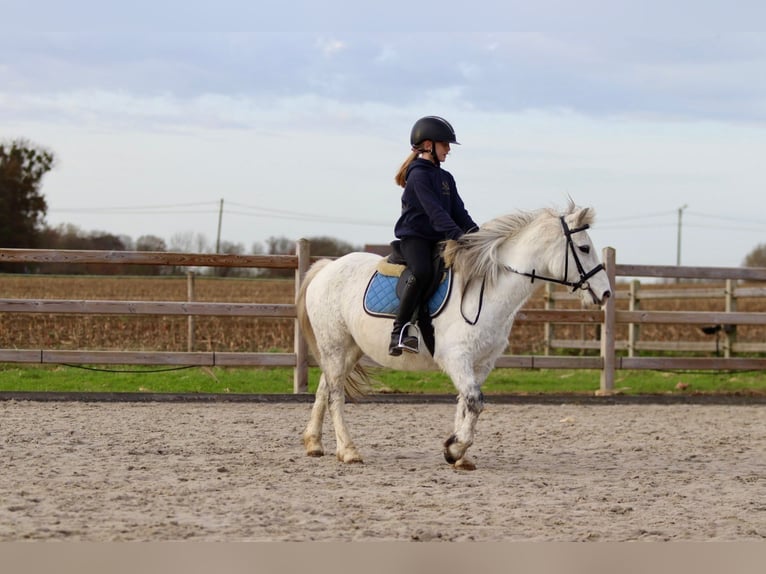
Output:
top-left (389, 116), bottom-right (478, 356)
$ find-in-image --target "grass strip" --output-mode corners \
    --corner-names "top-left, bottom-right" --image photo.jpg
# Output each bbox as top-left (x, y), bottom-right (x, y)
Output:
top-left (1, 364), bottom-right (765, 396)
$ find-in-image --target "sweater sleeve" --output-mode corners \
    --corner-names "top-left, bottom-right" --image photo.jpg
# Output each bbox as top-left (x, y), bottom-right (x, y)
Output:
top-left (449, 181), bottom-right (478, 233)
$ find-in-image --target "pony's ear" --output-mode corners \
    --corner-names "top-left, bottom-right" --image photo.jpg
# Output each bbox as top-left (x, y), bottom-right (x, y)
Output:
top-left (574, 207), bottom-right (594, 227)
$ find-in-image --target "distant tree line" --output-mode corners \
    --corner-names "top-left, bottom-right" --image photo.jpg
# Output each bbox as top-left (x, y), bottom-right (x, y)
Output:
top-left (34, 224), bottom-right (358, 276)
top-left (1, 139), bottom-right (361, 275)
top-left (5, 138), bottom-right (766, 274)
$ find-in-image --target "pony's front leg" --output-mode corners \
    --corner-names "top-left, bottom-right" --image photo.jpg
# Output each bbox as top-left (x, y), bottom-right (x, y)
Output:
top-left (444, 362), bottom-right (492, 469)
top-left (303, 373), bottom-right (329, 457)
top-left (444, 389), bottom-right (484, 470)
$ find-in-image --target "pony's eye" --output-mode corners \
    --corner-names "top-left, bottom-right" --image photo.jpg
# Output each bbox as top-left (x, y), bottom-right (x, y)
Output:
top-left (578, 245), bottom-right (591, 254)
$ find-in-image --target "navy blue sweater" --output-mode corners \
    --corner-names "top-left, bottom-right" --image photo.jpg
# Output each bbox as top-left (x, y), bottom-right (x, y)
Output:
top-left (394, 158), bottom-right (477, 242)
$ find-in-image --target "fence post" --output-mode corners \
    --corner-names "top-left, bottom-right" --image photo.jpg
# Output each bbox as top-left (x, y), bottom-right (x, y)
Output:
top-left (628, 279), bottom-right (640, 358)
top-left (599, 247), bottom-right (616, 393)
top-left (293, 239), bottom-right (310, 393)
top-left (543, 283), bottom-right (554, 355)
top-left (724, 279), bottom-right (737, 358)
top-left (186, 271), bottom-right (196, 353)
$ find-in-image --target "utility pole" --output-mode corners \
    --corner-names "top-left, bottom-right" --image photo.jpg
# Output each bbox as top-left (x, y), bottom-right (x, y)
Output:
top-left (676, 204), bottom-right (688, 283)
top-left (215, 198), bottom-right (224, 253)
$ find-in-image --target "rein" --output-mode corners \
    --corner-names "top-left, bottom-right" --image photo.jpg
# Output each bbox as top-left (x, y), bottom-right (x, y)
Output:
top-left (460, 216), bottom-right (604, 325)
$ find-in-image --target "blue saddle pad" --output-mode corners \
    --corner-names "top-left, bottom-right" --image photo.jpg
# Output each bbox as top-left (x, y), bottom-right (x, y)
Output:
top-left (363, 269), bottom-right (452, 318)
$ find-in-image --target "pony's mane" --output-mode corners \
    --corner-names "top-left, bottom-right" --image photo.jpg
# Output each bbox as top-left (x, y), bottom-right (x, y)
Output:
top-left (444, 200), bottom-right (592, 287)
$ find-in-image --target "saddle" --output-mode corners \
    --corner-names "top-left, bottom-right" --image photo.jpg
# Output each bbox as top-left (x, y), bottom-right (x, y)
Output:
top-left (364, 241), bottom-right (451, 318)
top-left (363, 241), bottom-right (452, 356)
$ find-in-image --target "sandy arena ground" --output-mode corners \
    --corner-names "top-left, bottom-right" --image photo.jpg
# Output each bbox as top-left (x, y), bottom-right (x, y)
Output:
top-left (0, 399), bottom-right (764, 541)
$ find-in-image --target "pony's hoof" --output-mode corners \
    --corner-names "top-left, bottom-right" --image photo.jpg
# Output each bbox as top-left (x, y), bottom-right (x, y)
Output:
top-left (303, 435), bottom-right (324, 457)
top-left (443, 434), bottom-right (462, 465)
top-left (454, 457), bottom-right (476, 471)
top-left (337, 450), bottom-right (364, 464)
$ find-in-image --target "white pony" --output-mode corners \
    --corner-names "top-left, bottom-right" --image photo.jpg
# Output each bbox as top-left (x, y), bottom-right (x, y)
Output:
top-left (297, 201), bottom-right (612, 469)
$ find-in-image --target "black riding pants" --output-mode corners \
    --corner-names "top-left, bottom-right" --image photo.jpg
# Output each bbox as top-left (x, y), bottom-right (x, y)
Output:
top-left (399, 237), bottom-right (435, 287)
top-left (395, 237), bottom-right (436, 325)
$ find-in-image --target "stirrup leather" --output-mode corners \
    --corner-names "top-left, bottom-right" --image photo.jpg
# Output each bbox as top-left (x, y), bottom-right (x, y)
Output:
top-left (396, 322), bottom-right (420, 353)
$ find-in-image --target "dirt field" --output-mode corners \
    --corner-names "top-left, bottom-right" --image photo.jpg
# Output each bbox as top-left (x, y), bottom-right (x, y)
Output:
top-left (1, 398), bottom-right (764, 542)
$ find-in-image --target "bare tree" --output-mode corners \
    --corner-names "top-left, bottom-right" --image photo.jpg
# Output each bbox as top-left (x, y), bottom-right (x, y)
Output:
top-left (214, 240), bottom-right (249, 277)
top-left (743, 243), bottom-right (766, 268)
top-left (136, 235), bottom-right (167, 252)
top-left (169, 231), bottom-right (211, 253)
top-left (306, 235), bottom-right (360, 257)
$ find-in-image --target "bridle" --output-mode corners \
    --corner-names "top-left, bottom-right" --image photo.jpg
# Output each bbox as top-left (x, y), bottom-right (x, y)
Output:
top-left (505, 216), bottom-right (604, 292)
top-left (461, 216), bottom-right (605, 325)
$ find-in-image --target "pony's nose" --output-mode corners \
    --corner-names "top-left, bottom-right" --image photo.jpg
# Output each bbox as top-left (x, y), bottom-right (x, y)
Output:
top-left (591, 289), bottom-right (611, 305)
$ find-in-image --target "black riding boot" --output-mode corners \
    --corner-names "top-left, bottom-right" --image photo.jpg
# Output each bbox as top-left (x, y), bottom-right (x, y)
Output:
top-left (389, 275), bottom-right (421, 356)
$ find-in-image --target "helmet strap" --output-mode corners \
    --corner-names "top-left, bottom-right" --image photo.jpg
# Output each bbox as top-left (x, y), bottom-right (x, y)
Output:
top-left (414, 141), bottom-right (440, 167)
top-left (430, 141), bottom-right (440, 167)
top-left (419, 141), bottom-right (439, 167)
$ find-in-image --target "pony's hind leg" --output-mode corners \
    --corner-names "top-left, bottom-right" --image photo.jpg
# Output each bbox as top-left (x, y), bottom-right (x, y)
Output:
top-left (327, 376), bottom-right (364, 463)
top-left (303, 373), bottom-right (329, 457)
top-left (322, 347), bottom-right (365, 463)
top-left (303, 354), bottom-right (364, 463)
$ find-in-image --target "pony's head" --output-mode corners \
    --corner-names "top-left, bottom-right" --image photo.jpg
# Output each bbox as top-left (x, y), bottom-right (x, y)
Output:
top-left (443, 200), bottom-right (611, 305)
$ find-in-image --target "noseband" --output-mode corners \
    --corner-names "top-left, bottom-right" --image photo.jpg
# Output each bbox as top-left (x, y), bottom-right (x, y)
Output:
top-left (461, 216), bottom-right (604, 325)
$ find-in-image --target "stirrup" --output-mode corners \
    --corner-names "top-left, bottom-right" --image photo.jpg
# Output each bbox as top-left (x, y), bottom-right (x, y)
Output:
top-left (396, 322), bottom-right (420, 354)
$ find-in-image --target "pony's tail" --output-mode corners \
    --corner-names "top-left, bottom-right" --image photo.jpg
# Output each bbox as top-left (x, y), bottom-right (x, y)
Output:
top-left (296, 259), bottom-right (370, 400)
top-left (296, 259), bottom-right (329, 367)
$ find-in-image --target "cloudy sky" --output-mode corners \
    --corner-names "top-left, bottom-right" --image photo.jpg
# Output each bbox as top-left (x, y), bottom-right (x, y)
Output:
top-left (3, 1), bottom-right (765, 268)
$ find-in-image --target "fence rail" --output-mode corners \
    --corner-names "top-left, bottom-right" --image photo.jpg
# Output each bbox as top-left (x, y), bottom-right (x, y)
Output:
top-left (0, 248), bottom-right (299, 269)
top-left (2, 245), bottom-right (766, 393)
top-left (0, 299), bottom-right (294, 317)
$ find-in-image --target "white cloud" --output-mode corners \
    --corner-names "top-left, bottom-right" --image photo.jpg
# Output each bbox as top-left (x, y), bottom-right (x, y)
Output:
top-left (316, 37), bottom-right (347, 57)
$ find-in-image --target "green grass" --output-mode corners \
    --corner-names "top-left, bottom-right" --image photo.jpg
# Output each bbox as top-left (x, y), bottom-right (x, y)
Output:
top-left (1, 363), bottom-right (765, 396)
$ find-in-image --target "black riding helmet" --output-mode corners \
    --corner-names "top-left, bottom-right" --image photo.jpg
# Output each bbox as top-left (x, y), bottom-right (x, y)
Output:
top-left (410, 116), bottom-right (460, 148)
top-left (410, 116), bottom-right (459, 167)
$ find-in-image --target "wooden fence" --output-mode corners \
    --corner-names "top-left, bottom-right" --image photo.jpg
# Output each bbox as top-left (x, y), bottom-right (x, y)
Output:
top-left (2, 245), bottom-right (766, 394)
top-left (544, 280), bottom-right (766, 357)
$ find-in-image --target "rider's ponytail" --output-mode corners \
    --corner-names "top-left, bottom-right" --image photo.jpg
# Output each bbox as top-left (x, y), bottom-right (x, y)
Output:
top-left (394, 150), bottom-right (419, 188)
